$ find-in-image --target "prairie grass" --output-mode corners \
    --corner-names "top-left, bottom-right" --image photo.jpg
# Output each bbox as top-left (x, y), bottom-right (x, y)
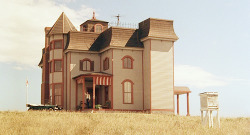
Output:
top-left (0, 111), bottom-right (249, 135)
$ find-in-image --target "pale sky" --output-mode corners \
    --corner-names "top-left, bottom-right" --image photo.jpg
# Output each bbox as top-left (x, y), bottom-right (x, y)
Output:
top-left (0, 0), bottom-right (249, 117)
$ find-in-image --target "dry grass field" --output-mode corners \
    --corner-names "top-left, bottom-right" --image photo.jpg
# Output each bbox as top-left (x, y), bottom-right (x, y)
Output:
top-left (0, 111), bottom-right (249, 135)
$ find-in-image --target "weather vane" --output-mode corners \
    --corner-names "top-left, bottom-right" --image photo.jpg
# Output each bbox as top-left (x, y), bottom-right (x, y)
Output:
top-left (115, 14), bottom-right (121, 26)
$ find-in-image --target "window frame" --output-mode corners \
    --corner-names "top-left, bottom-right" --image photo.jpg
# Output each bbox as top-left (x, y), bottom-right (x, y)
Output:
top-left (121, 55), bottom-right (134, 69)
top-left (54, 83), bottom-right (62, 106)
top-left (50, 83), bottom-right (62, 106)
top-left (103, 57), bottom-right (109, 71)
top-left (94, 24), bottom-right (103, 33)
top-left (49, 39), bottom-right (63, 50)
top-left (54, 59), bottom-right (62, 72)
top-left (121, 79), bottom-right (134, 104)
top-left (80, 58), bottom-right (94, 71)
top-left (53, 40), bottom-right (63, 49)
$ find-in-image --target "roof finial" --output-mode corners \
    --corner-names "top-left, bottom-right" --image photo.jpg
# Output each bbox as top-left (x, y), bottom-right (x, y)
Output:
top-left (92, 11), bottom-right (96, 20)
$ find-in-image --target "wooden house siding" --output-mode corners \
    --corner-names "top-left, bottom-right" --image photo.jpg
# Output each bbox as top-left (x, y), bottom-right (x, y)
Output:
top-left (142, 40), bottom-right (151, 110)
top-left (113, 49), bottom-right (143, 110)
top-left (151, 40), bottom-right (174, 110)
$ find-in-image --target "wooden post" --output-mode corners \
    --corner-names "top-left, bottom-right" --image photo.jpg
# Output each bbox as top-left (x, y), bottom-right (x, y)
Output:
top-left (187, 93), bottom-right (190, 116)
top-left (177, 94), bottom-right (179, 115)
top-left (217, 110), bottom-right (220, 128)
top-left (82, 77), bottom-right (85, 110)
top-left (93, 77), bottom-right (96, 109)
top-left (201, 111), bottom-right (203, 124)
top-left (210, 110), bottom-right (213, 128)
top-left (208, 110), bottom-right (211, 127)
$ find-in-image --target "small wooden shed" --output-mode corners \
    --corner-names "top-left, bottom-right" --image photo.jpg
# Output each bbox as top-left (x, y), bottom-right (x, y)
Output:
top-left (199, 92), bottom-right (220, 128)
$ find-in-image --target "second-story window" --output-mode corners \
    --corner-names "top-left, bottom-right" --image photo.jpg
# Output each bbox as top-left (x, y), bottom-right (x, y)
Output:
top-left (54, 40), bottom-right (63, 49)
top-left (122, 55), bottom-right (134, 69)
top-left (103, 57), bottom-right (109, 70)
top-left (95, 24), bottom-right (102, 33)
top-left (80, 58), bottom-right (94, 71)
top-left (54, 60), bottom-right (62, 72)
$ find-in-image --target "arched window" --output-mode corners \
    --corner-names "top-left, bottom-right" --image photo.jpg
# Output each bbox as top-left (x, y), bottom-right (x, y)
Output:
top-left (103, 57), bottom-right (109, 70)
top-left (121, 55), bottom-right (134, 69)
top-left (80, 58), bottom-right (94, 71)
top-left (95, 24), bottom-right (103, 33)
top-left (121, 79), bottom-right (134, 104)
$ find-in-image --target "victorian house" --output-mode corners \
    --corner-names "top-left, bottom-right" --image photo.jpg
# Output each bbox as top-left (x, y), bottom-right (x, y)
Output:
top-left (39, 12), bottom-right (191, 114)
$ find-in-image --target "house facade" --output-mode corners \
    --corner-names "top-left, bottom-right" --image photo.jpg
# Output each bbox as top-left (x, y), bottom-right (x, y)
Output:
top-left (39, 12), bottom-right (183, 113)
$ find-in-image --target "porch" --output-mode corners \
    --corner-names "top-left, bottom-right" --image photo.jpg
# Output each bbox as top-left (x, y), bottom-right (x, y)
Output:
top-left (174, 86), bottom-right (191, 116)
top-left (74, 73), bottom-right (113, 111)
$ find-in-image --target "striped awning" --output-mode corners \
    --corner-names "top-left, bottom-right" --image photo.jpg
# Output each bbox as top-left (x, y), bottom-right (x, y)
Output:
top-left (96, 76), bottom-right (111, 86)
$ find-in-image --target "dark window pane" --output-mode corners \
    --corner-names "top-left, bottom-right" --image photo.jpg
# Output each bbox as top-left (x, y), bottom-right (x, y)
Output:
top-left (54, 41), bottom-right (62, 49)
top-left (54, 60), bottom-right (62, 72)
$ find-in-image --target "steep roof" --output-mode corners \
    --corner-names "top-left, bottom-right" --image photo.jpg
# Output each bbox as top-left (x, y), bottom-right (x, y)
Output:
top-left (139, 18), bottom-right (178, 41)
top-left (90, 27), bottom-right (143, 51)
top-left (65, 31), bottom-right (100, 51)
top-left (48, 12), bottom-right (77, 35)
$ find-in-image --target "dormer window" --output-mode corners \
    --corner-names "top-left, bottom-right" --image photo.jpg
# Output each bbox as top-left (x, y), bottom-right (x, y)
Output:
top-left (95, 24), bottom-right (103, 33)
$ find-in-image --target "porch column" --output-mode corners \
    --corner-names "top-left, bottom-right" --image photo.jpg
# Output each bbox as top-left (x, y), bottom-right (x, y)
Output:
top-left (93, 77), bottom-right (96, 109)
top-left (82, 77), bottom-right (85, 110)
top-left (177, 94), bottom-right (179, 115)
top-left (187, 93), bottom-right (190, 116)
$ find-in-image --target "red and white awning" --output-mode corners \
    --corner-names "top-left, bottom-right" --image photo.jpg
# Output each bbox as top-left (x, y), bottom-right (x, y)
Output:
top-left (96, 76), bottom-right (111, 86)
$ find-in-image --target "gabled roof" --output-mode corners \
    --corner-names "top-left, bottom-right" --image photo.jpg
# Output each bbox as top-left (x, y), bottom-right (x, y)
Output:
top-left (48, 12), bottom-right (77, 35)
top-left (90, 27), bottom-right (143, 51)
top-left (65, 31), bottom-right (100, 51)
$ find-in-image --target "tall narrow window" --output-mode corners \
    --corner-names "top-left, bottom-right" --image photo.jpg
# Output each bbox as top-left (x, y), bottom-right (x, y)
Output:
top-left (54, 84), bottom-right (62, 106)
top-left (95, 24), bottom-right (103, 33)
top-left (122, 55), bottom-right (134, 69)
top-left (80, 58), bottom-right (94, 71)
top-left (122, 80), bottom-right (134, 104)
top-left (103, 57), bottom-right (109, 70)
top-left (54, 40), bottom-right (63, 49)
top-left (54, 60), bottom-right (62, 72)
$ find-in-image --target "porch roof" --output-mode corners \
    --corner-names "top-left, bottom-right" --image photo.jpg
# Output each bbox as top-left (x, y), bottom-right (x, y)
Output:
top-left (72, 72), bottom-right (112, 79)
top-left (174, 86), bottom-right (191, 95)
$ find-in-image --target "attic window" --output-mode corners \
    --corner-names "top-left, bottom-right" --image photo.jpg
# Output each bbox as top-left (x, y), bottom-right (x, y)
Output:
top-left (95, 24), bottom-right (102, 32)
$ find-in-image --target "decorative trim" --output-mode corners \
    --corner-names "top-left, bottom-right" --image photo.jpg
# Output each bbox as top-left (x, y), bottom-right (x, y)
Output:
top-left (121, 55), bottom-right (134, 69)
top-left (79, 58), bottom-right (94, 71)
